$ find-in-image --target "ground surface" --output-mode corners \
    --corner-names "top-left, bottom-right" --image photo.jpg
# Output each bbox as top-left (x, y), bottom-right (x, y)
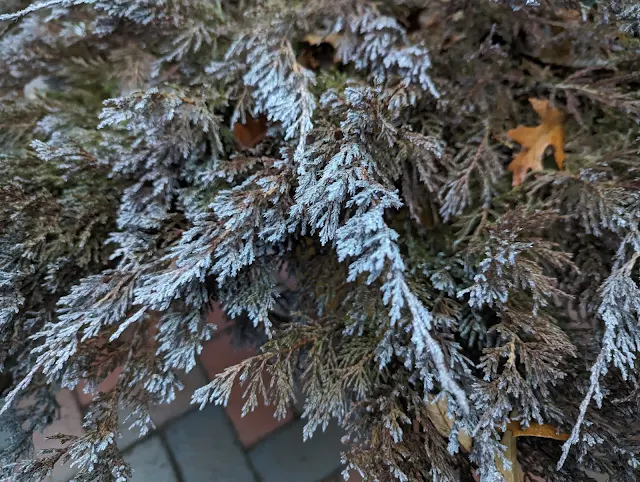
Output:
top-left (25, 311), bottom-right (362, 482)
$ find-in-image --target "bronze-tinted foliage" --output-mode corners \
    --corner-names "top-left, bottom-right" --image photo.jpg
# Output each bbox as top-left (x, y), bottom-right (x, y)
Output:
top-left (2, 1), bottom-right (640, 481)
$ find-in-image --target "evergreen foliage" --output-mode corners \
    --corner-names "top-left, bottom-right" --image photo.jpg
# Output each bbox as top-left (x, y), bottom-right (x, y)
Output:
top-left (1, 0), bottom-right (640, 480)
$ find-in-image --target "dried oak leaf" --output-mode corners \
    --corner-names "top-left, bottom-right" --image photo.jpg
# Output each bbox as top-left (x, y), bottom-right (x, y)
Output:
top-left (496, 429), bottom-right (523, 482)
top-left (303, 33), bottom-right (341, 49)
top-left (299, 33), bottom-right (341, 70)
top-left (507, 98), bottom-right (565, 186)
top-left (234, 114), bottom-right (267, 149)
top-left (506, 421), bottom-right (569, 441)
top-left (425, 395), bottom-right (473, 452)
top-left (495, 420), bottom-right (569, 481)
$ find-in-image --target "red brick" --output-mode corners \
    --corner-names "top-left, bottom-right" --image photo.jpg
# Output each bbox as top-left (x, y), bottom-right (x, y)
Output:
top-left (346, 471), bottom-right (364, 482)
top-left (206, 302), bottom-right (234, 332)
top-left (33, 390), bottom-right (84, 481)
top-left (76, 366), bottom-right (123, 407)
top-left (200, 332), bottom-right (294, 447)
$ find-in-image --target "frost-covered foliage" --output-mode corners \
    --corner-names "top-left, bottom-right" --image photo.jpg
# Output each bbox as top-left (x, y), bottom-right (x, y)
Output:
top-left (2, 0), bottom-right (640, 481)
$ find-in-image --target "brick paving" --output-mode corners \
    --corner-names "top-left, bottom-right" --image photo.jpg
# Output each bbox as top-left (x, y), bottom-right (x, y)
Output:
top-left (22, 310), bottom-right (356, 482)
top-left (123, 436), bottom-right (177, 482)
top-left (199, 332), bottom-right (295, 448)
top-left (247, 419), bottom-right (344, 482)
top-left (4, 324), bottom-right (604, 482)
top-left (32, 390), bottom-right (84, 482)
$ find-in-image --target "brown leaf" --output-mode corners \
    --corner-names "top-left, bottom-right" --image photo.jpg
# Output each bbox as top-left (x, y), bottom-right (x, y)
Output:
top-left (234, 115), bottom-right (267, 149)
top-left (303, 33), bottom-right (341, 49)
top-left (425, 395), bottom-right (473, 452)
top-left (556, 8), bottom-right (582, 22)
top-left (297, 49), bottom-right (320, 70)
top-left (494, 422), bottom-right (568, 482)
top-left (506, 421), bottom-right (570, 441)
top-left (496, 429), bottom-right (523, 482)
top-left (298, 34), bottom-right (340, 70)
top-left (506, 98), bottom-right (565, 186)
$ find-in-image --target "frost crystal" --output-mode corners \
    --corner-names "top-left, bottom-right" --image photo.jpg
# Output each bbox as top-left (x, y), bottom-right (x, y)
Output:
top-left (2, 1), bottom-right (640, 481)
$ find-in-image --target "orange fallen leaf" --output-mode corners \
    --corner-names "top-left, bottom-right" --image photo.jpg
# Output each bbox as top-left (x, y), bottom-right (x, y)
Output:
top-left (299, 33), bottom-right (340, 70)
top-left (425, 395), bottom-right (473, 452)
top-left (496, 429), bottom-right (523, 482)
top-left (506, 421), bottom-right (569, 441)
top-left (423, 400), bottom-right (567, 480)
top-left (303, 33), bottom-right (341, 48)
top-left (496, 422), bottom-right (568, 482)
top-left (506, 98), bottom-right (565, 186)
top-left (234, 114), bottom-right (267, 149)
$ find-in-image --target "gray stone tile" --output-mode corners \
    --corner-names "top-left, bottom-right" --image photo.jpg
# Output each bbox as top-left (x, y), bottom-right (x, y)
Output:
top-left (31, 390), bottom-right (84, 482)
top-left (124, 435), bottom-right (178, 482)
top-left (150, 366), bottom-right (206, 428)
top-left (584, 469), bottom-right (608, 481)
top-left (114, 366), bottom-right (208, 452)
top-left (117, 406), bottom-right (150, 451)
top-left (164, 404), bottom-right (255, 482)
top-left (111, 366), bottom-right (206, 452)
top-left (248, 419), bottom-right (344, 482)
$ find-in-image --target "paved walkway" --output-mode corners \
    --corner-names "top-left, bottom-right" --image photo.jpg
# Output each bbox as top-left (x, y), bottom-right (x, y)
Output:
top-left (30, 313), bottom-right (361, 482)
top-left (12, 309), bottom-right (612, 482)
